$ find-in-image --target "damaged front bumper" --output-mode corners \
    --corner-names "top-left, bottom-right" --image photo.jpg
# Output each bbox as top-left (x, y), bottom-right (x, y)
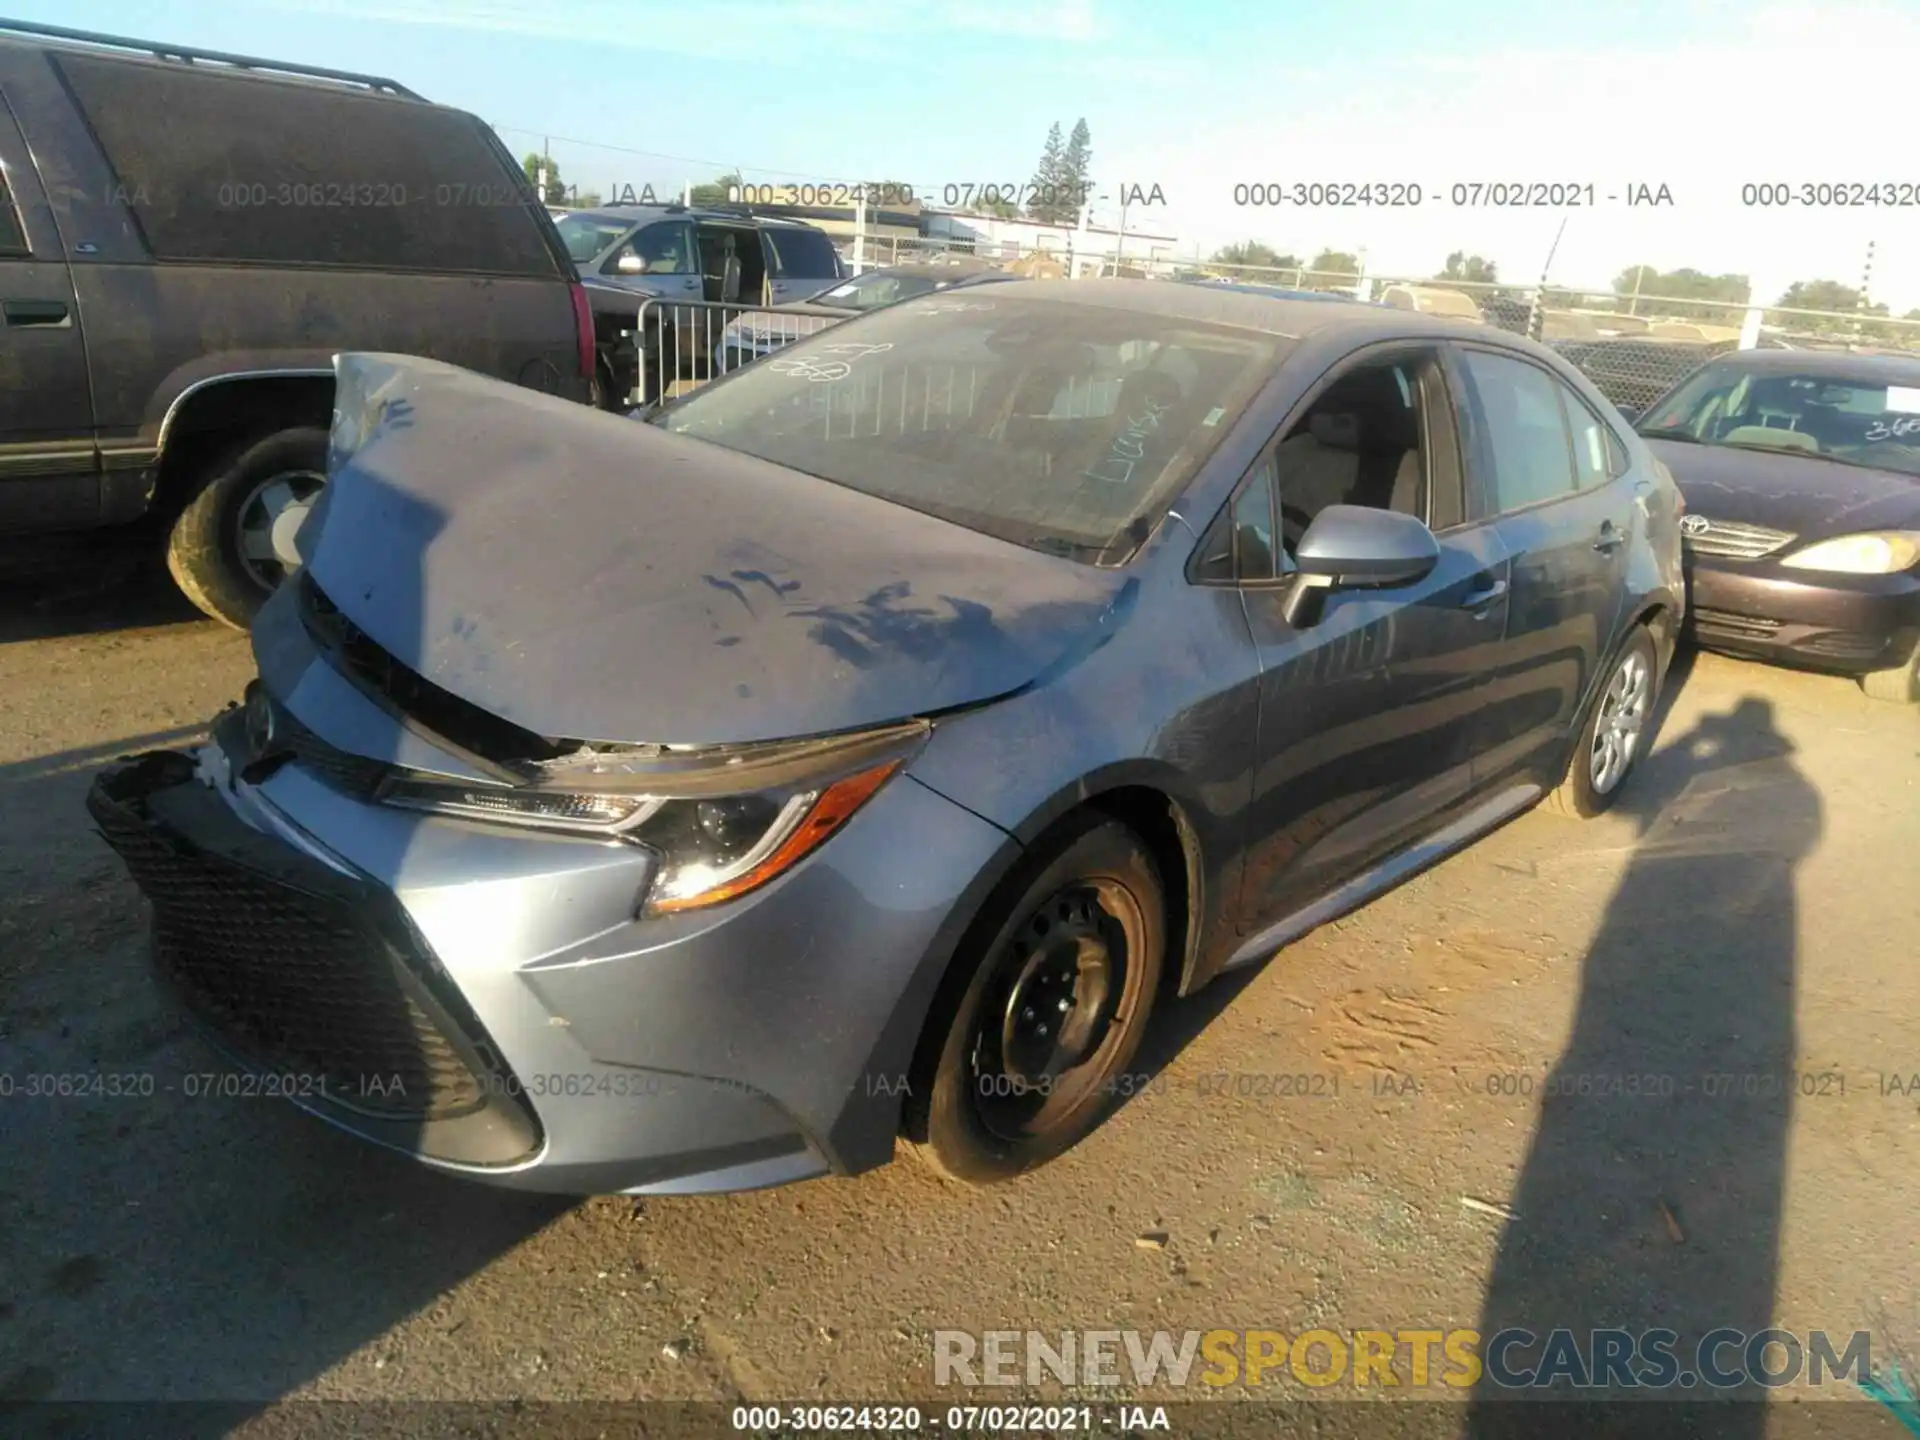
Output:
top-left (85, 687), bottom-right (1011, 1195)
top-left (88, 741), bottom-right (546, 1170)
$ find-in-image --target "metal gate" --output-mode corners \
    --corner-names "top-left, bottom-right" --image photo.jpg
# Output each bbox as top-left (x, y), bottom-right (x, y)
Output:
top-left (622, 298), bottom-right (859, 406)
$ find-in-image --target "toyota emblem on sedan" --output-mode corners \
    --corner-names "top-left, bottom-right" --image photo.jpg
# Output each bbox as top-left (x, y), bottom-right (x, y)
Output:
top-left (1680, 514), bottom-right (1711, 536)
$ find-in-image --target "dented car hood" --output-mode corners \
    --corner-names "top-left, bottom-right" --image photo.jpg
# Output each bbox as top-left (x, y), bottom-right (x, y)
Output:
top-left (302, 354), bottom-right (1133, 747)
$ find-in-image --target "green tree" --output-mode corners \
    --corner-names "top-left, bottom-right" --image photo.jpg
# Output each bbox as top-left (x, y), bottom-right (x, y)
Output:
top-left (1436, 251), bottom-right (1498, 284)
top-left (1309, 249), bottom-right (1360, 277)
top-left (1612, 264), bottom-right (1750, 318)
top-left (1027, 123), bottom-right (1066, 222)
top-left (1045, 117), bottom-right (1092, 224)
top-left (521, 152), bottom-right (566, 205)
top-left (1210, 241), bottom-right (1301, 280)
top-left (1777, 278), bottom-right (1871, 313)
top-left (689, 171), bottom-right (746, 206)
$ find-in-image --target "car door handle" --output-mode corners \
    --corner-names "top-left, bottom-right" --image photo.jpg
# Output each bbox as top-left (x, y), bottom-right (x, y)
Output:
top-left (1459, 578), bottom-right (1508, 610)
top-left (2, 299), bottom-right (70, 327)
top-left (1594, 524), bottom-right (1626, 553)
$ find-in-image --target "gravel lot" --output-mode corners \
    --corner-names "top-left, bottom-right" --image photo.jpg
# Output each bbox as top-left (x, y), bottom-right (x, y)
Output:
top-left (3, 557), bottom-right (1917, 1436)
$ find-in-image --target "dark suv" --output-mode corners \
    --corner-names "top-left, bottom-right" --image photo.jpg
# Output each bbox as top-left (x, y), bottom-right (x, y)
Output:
top-left (0, 19), bottom-right (592, 627)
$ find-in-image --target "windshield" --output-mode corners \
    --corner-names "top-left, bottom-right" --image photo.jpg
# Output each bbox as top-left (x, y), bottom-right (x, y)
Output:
top-left (553, 213), bottom-right (634, 264)
top-left (807, 272), bottom-right (947, 312)
top-left (1639, 362), bottom-right (1920, 477)
top-left (655, 296), bottom-right (1284, 559)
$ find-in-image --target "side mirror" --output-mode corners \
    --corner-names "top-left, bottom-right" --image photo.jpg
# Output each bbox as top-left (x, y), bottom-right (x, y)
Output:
top-left (1282, 505), bottom-right (1441, 626)
top-left (615, 251), bottom-right (649, 275)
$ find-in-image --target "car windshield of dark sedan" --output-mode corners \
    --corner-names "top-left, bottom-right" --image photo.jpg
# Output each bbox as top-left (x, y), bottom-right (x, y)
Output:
top-left (554, 213), bottom-right (633, 264)
top-left (1639, 363), bottom-right (1920, 477)
top-left (654, 297), bottom-right (1283, 559)
top-left (807, 272), bottom-right (945, 311)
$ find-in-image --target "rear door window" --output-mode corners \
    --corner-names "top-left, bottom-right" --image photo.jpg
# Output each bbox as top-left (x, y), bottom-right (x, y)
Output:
top-left (52, 53), bottom-right (561, 276)
top-left (1456, 348), bottom-right (1577, 517)
top-left (764, 226), bottom-right (842, 280)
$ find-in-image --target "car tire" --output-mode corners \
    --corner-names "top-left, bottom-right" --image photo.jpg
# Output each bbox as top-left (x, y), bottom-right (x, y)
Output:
top-left (905, 816), bottom-right (1165, 1186)
top-left (165, 426), bottom-right (329, 631)
top-left (1544, 624), bottom-right (1660, 819)
top-left (1860, 643), bottom-right (1920, 704)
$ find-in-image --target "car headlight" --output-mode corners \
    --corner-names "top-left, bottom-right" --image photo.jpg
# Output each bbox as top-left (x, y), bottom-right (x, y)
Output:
top-left (377, 721), bottom-right (926, 915)
top-left (1779, 531), bottom-right (1920, 575)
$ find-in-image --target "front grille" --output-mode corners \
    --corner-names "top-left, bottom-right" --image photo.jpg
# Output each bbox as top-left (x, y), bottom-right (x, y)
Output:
top-left (90, 758), bottom-right (489, 1121)
top-left (1691, 607), bottom-right (1782, 643)
top-left (1682, 517), bottom-right (1796, 560)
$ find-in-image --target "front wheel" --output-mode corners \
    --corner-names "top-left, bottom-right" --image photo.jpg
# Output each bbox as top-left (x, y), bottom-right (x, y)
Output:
top-left (1860, 641), bottom-right (1919, 704)
top-left (165, 426), bottom-right (329, 630)
top-left (906, 817), bottom-right (1165, 1185)
top-left (1545, 625), bottom-right (1659, 818)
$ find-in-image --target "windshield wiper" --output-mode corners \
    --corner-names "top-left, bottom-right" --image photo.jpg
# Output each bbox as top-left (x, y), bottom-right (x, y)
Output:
top-left (1637, 428), bottom-right (1700, 443)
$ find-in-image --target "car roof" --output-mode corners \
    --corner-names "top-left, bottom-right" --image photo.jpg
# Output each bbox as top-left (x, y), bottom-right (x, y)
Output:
top-left (1691, 347), bottom-right (1920, 381)
top-left (973, 277), bottom-right (1529, 346)
top-left (2, 19), bottom-right (423, 100)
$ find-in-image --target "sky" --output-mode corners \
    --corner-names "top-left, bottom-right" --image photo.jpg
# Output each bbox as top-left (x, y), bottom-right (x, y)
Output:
top-left (22, 0), bottom-right (1920, 311)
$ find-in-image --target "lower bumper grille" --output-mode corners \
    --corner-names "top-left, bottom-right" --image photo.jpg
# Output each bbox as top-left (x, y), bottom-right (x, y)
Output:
top-left (1797, 629), bottom-right (1893, 662)
top-left (1690, 607), bottom-right (1782, 643)
top-left (89, 753), bottom-right (497, 1123)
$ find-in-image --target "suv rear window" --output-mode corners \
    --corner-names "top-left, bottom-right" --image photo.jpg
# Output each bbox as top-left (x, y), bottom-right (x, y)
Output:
top-left (53, 54), bottom-right (561, 277)
top-left (0, 169), bottom-right (26, 254)
top-left (764, 226), bottom-right (842, 280)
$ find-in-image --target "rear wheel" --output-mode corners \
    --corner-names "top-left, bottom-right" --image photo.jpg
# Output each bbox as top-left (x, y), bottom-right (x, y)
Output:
top-left (165, 426), bottom-right (329, 630)
top-left (1545, 625), bottom-right (1659, 818)
top-left (1860, 642), bottom-right (1920, 704)
top-left (906, 817), bottom-right (1165, 1185)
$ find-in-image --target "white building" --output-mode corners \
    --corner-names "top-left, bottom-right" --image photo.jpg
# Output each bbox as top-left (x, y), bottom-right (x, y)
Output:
top-left (919, 208), bottom-right (1188, 273)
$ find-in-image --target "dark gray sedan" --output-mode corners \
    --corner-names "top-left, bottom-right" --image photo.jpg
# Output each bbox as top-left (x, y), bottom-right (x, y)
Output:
top-left (89, 282), bottom-right (1684, 1195)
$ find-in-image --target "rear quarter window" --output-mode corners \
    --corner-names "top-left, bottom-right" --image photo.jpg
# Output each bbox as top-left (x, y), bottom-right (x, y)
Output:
top-left (764, 226), bottom-right (842, 280)
top-left (52, 53), bottom-right (561, 276)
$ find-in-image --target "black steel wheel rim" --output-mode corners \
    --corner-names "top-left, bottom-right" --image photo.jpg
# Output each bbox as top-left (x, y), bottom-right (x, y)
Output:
top-left (967, 877), bottom-right (1145, 1143)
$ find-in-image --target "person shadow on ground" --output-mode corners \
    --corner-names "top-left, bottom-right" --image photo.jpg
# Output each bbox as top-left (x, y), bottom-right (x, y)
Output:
top-left (1465, 696), bottom-right (1824, 1440)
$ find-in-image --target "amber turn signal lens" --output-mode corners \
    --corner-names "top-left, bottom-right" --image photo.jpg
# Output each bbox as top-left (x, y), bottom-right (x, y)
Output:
top-left (647, 758), bottom-right (903, 914)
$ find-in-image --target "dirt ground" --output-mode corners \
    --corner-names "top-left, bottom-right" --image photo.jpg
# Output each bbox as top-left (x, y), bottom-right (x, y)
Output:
top-left (2, 557), bottom-right (1917, 1437)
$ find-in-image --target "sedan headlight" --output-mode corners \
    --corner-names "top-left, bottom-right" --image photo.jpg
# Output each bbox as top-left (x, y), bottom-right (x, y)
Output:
top-left (378, 721), bottom-right (926, 915)
top-left (1779, 531), bottom-right (1920, 575)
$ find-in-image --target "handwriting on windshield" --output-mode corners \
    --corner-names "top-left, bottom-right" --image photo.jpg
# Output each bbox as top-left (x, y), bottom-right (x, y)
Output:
top-left (1082, 399), bottom-right (1174, 486)
top-left (769, 342), bottom-right (894, 382)
top-left (1864, 415), bottom-right (1920, 442)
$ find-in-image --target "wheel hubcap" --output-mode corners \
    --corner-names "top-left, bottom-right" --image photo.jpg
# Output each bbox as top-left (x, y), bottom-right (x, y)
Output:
top-left (969, 879), bottom-right (1142, 1143)
top-left (235, 469), bottom-right (327, 591)
top-left (1590, 649), bottom-right (1651, 795)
